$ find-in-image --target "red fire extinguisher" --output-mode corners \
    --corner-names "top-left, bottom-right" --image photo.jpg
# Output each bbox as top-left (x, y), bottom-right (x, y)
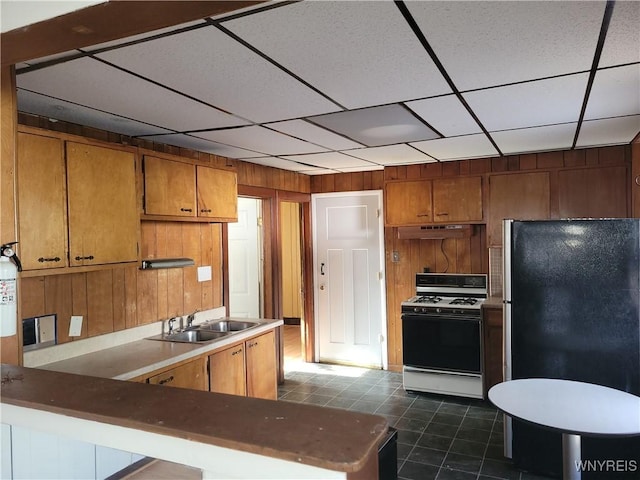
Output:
top-left (1, 242), bottom-right (22, 337)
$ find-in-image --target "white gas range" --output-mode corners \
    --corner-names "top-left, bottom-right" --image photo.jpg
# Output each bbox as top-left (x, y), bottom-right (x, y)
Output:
top-left (401, 273), bottom-right (488, 399)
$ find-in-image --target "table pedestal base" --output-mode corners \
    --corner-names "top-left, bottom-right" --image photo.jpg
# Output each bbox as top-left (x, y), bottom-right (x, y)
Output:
top-left (562, 433), bottom-right (581, 480)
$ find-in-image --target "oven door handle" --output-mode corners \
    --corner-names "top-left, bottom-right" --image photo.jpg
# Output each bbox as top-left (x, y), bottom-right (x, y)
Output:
top-left (403, 366), bottom-right (481, 378)
top-left (401, 313), bottom-right (481, 322)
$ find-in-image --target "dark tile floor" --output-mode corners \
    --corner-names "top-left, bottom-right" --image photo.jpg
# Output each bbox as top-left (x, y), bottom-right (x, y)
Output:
top-left (278, 362), bottom-right (553, 480)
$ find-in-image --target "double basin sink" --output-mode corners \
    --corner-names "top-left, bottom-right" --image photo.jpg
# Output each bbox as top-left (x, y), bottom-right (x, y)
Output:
top-left (146, 319), bottom-right (263, 344)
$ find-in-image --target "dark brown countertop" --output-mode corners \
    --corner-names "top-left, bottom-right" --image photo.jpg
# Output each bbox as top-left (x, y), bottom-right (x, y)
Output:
top-left (1, 364), bottom-right (387, 474)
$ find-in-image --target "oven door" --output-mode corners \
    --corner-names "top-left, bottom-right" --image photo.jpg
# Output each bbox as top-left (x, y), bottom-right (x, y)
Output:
top-left (402, 313), bottom-right (481, 374)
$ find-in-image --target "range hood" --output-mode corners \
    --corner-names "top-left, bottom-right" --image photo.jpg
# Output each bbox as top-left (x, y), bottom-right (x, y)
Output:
top-left (141, 258), bottom-right (195, 269)
top-left (397, 225), bottom-right (473, 240)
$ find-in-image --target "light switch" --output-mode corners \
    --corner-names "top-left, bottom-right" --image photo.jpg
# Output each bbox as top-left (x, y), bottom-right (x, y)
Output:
top-left (69, 315), bottom-right (83, 337)
top-left (197, 265), bottom-right (212, 282)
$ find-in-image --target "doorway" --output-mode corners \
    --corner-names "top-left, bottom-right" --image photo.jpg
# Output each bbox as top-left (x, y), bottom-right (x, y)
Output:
top-left (312, 191), bottom-right (386, 369)
top-left (228, 197), bottom-right (262, 318)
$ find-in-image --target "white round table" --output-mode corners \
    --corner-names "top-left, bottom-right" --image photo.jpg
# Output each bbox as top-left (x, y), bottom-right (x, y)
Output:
top-left (489, 379), bottom-right (640, 480)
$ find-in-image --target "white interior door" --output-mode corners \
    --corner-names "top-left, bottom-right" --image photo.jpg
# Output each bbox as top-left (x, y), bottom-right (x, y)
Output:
top-left (312, 191), bottom-right (386, 369)
top-left (228, 197), bottom-right (261, 318)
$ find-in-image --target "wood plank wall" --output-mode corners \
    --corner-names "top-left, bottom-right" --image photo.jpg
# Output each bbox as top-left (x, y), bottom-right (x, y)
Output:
top-left (312, 146), bottom-right (630, 370)
top-left (16, 113), bottom-right (309, 348)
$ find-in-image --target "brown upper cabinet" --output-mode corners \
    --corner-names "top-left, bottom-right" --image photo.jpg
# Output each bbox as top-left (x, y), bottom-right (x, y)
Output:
top-left (487, 172), bottom-right (551, 246)
top-left (66, 142), bottom-right (139, 267)
top-left (558, 166), bottom-right (628, 219)
top-left (17, 132), bottom-right (139, 271)
top-left (17, 132), bottom-right (68, 271)
top-left (143, 155), bottom-right (238, 222)
top-left (385, 176), bottom-right (482, 226)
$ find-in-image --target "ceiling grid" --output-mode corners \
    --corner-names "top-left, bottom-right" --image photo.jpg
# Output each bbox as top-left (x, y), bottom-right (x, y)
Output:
top-left (12, 0), bottom-right (640, 174)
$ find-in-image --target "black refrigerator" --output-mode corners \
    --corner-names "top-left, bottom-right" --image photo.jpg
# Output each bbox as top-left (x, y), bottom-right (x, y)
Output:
top-left (503, 219), bottom-right (640, 479)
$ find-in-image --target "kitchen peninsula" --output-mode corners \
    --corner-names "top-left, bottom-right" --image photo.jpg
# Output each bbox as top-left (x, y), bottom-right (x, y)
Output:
top-left (1, 364), bottom-right (387, 479)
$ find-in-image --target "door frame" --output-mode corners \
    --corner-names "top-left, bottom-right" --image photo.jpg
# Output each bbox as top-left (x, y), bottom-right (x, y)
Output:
top-left (311, 190), bottom-right (387, 369)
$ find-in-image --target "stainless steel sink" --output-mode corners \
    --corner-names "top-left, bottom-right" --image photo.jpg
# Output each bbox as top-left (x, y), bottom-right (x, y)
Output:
top-left (197, 320), bottom-right (260, 333)
top-left (146, 319), bottom-right (263, 344)
top-left (147, 329), bottom-right (229, 344)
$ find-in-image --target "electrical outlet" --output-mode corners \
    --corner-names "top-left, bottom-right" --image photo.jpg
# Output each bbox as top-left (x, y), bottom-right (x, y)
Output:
top-left (69, 315), bottom-right (83, 336)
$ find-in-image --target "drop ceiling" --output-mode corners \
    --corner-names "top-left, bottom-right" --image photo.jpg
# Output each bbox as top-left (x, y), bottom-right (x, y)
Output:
top-left (13, 0), bottom-right (640, 175)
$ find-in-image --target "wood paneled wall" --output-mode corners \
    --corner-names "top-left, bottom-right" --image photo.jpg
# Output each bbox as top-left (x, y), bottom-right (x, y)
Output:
top-left (313, 146), bottom-right (631, 371)
top-left (21, 222), bottom-right (223, 343)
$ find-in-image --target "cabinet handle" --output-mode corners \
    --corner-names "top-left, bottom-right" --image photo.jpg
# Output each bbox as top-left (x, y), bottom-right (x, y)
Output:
top-left (38, 257), bottom-right (61, 263)
top-left (180, 208), bottom-right (193, 212)
top-left (200, 209), bottom-right (212, 213)
top-left (74, 255), bottom-right (94, 261)
top-left (435, 212), bottom-right (449, 216)
top-left (248, 341), bottom-right (258, 348)
top-left (158, 375), bottom-right (174, 385)
top-left (232, 348), bottom-right (243, 356)
top-left (416, 213), bottom-right (430, 217)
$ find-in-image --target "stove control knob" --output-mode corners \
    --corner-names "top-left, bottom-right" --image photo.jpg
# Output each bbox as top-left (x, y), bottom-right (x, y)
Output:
top-left (436, 307), bottom-right (442, 313)
top-left (421, 307), bottom-right (428, 314)
top-left (413, 307), bottom-right (420, 313)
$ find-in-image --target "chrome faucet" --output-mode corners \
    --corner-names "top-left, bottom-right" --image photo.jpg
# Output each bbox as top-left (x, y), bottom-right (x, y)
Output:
top-left (167, 317), bottom-right (178, 335)
top-left (186, 311), bottom-right (197, 329)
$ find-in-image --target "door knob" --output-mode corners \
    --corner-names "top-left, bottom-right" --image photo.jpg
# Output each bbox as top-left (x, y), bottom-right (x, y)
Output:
top-left (320, 285), bottom-right (325, 290)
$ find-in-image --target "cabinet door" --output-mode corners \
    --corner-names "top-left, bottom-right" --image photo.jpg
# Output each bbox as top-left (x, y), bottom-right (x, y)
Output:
top-left (384, 180), bottom-right (432, 226)
top-left (487, 172), bottom-right (550, 246)
top-left (143, 156), bottom-right (196, 216)
top-left (66, 142), bottom-right (139, 266)
top-left (209, 341), bottom-right (246, 396)
top-left (482, 306), bottom-right (503, 397)
top-left (147, 359), bottom-right (207, 391)
top-left (558, 166), bottom-right (627, 218)
top-left (246, 330), bottom-right (277, 400)
top-left (196, 166), bottom-right (238, 220)
top-left (432, 176), bottom-right (483, 223)
top-left (17, 133), bottom-right (67, 270)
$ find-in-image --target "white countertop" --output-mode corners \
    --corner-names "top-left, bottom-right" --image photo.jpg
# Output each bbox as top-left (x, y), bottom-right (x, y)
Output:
top-left (38, 318), bottom-right (283, 381)
top-left (489, 378), bottom-right (640, 436)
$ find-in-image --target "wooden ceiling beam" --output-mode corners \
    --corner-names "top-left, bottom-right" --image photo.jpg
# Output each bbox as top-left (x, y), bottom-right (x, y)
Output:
top-left (1, 1), bottom-right (266, 67)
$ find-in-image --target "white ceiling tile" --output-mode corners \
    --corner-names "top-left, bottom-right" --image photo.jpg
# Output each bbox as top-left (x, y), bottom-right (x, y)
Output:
top-left (406, 1), bottom-right (606, 90)
top-left (405, 95), bottom-right (481, 137)
top-left (195, 126), bottom-right (328, 156)
top-left (299, 168), bottom-right (338, 176)
top-left (411, 134), bottom-right (498, 161)
top-left (97, 26), bottom-right (341, 123)
top-left (241, 156), bottom-right (310, 172)
top-left (464, 74), bottom-right (589, 132)
top-left (140, 133), bottom-right (264, 159)
top-left (222, 1), bottom-right (451, 109)
top-left (17, 89), bottom-right (171, 137)
top-left (585, 65), bottom-right (640, 120)
top-left (599, 1), bottom-right (640, 67)
top-left (308, 105), bottom-right (439, 147)
top-left (281, 152), bottom-right (375, 170)
top-left (82, 21), bottom-right (207, 52)
top-left (265, 120), bottom-right (363, 150)
top-left (576, 116), bottom-right (640, 148)
top-left (491, 124), bottom-right (577, 155)
top-left (335, 165), bottom-right (384, 173)
top-left (17, 57), bottom-right (248, 132)
top-left (345, 144), bottom-right (436, 165)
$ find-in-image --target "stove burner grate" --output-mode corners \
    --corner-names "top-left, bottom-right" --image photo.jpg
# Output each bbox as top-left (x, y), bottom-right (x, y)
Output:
top-left (416, 295), bottom-right (442, 304)
top-left (450, 297), bottom-right (478, 306)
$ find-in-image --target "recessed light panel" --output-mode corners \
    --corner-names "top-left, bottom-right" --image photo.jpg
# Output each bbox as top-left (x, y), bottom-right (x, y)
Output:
top-left (308, 105), bottom-right (439, 147)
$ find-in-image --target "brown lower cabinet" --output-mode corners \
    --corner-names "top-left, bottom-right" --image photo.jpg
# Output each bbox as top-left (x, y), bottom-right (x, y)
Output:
top-left (146, 358), bottom-right (208, 391)
top-left (482, 304), bottom-right (503, 398)
top-left (209, 330), bottom-right (277, 400)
